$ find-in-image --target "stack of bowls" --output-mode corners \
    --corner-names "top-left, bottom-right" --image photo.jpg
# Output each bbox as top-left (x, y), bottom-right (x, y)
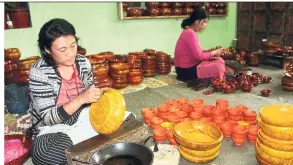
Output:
top-left (109, 55), bottom-right (129, 89)
top-left (246, 52), bottom-right (260, 66)
top-left (282, 61), bottom-right (293, 91)
top-left (255, 104), bottom-right (293, 165)
top-left (127, 54), bottom-right (143, 85)
top-left (173, 121), bottom-right (223, 163)
top-left (142, 55), bottom-right (156, 77)
top-left (155, 52), bottom-right (171, 75)
top-left (17, 56), bottom-right (40, 84)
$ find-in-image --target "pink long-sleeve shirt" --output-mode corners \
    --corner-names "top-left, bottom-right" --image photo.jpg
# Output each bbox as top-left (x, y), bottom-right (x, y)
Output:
top-left (174, 28), bottom-right (212, 68)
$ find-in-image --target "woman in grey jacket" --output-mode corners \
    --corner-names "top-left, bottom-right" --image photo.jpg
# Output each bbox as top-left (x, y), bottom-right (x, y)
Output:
top-left (29, 18), bottom-right (103, 165)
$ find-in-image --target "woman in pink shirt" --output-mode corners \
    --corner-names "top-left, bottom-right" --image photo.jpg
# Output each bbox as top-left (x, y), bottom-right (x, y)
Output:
top-left (174, 8), bottom-right (226, 81)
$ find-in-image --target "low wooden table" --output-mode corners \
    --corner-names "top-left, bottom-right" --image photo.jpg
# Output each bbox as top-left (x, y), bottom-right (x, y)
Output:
top-left (65, 120), bottom-right (149, 165)
top-left (260, 52), bottom-right (293, 70)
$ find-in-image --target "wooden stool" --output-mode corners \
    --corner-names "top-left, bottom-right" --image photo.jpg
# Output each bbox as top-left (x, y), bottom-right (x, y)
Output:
top-left (187, 78), bottom-right (210, 91)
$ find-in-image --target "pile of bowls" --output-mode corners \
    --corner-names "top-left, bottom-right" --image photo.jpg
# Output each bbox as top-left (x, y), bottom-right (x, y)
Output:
top-left (109, 55), bottom-right (129, 89)
top-left (255, 104), bottom-right (293, 165)
top-left (17, 56), bottom-right (40, 84)
top-left (173, 121), bottom-right (223, 163)
top-left (127, 54), bottom-right (143, 85)
top-left (5, 48), bottom-right (21, 85)
top-left (126, 8), bottom-right (143, 17)
top-left (5, 48), bottom-right (21, 62)
top-left (282, 60), bottom-right (293, 91)
top-left (86, 55), bottom-right (112, 88)
top-left (211, 72), bottom-right (272, 94)
top-left (155, 52), bottom-right (171, 75)
top-left (205, 2), bottom-right (227, 15)
top-left (142, 54), bottom-right (156, 77)
top-left (246, 52), bottom-right (260, 66)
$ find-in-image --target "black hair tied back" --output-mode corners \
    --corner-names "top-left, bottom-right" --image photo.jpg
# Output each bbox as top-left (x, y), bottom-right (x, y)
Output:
top-left (181, 18), bottom-right (193, 29)
top-left (181, 7), bottom-right (208, 29)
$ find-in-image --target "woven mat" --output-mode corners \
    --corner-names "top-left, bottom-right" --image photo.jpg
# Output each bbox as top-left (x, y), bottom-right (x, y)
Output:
top-left (120, 68), bottom-right (183, 94)
top-left (4, 69), bottom-right (183, 135)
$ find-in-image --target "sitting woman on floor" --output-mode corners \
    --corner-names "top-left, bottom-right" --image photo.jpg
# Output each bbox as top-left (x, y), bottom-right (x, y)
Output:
top-left (174, 7), bottom-right (226, 82)
top-left (28, 18), bottom-right (106, 165)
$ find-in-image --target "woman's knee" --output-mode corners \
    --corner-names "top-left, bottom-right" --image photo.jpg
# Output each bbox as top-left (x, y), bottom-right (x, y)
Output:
top-left (32, 132), bottom-right (73, 165)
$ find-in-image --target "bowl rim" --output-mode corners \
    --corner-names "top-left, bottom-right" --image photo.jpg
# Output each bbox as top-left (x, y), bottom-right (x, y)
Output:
top-left (173, 121), bottom-right (223, 144)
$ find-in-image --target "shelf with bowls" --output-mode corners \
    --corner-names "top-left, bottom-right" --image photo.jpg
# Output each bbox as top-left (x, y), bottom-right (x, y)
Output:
top-left (118, 2), bottom-right (228, 20)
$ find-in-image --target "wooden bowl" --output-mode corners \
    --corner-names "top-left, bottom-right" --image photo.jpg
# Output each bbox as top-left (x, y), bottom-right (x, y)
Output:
top-left (256, 138), bottom-right (293, 160)
top-left (173, 121), bottom-right (223, 150)
top-left (4, 134), bottom-right (32, 165)
top-left (89, 89), bottom-right (126, 135)
top-left (179, 146), bottom-right (219, 163)
top-left (127, 8), bottom-right (143, 17)
top-left (262, 76), bottom-right (272, 83)
top-left (260, 104), bottom-right (293, 127)
top-left (260, 89), bottom-right (271, 97)
top-left (179, 144), bottom-right (220, 158)
top-left (258, 130), bottom-right (293, 152)
top-left (261, 122), bottom-right (293, 141)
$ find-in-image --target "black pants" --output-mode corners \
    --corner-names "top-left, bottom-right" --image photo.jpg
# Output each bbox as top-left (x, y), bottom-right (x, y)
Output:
top-left (31, 109), bottom-right (82, 165)
top-left (32, 132), bottom-right (72, 165)
top-left (175, 65), bottom-right (198, 82)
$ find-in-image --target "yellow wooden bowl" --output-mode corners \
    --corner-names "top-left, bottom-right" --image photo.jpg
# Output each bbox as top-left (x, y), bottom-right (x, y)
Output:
top-left (179, 144), bottom-right (220, 157)
top-left (255, 141), bottom-right (291, 165)
top-left (237, 121), bottom-right (249, 127)
top-left (256, 153), bottom-right (271, 165)
top-left (261, 122), bottom-right (293, 141)
top-left (258, 130), bottom-right (293, 152)
top-left (256, 138), bottom-right (293, 160)
top-left (179, 146), bottom-right (219, 163)
top-left (89, 88), bottom-right (126, 135)
top-left (260, 104), bottom-right (293, 127)
top-left (173, 121), bottom-right (223, 150)
top-left (161, 122), bottom-right (175, 128)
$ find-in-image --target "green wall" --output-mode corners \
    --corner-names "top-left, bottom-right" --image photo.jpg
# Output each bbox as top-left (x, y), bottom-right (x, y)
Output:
top-left (4, 2), bottom-right (237, 59)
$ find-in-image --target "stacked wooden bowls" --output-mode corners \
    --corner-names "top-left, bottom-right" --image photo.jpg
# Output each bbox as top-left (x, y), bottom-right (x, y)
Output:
top-left (282, 60), bottom-right (293, 91)
top-left (5, 48), bottom-right (21, 62)
top-left (87, 55), bottom-right (112, 88)
top-left (256, 105), bottom-right (293, 165)
top-left (109, 55), bottom-right (129, 89)
top-left (127, 54), bottom-right (143, 85)
top-left (173, 121), bottom-right (223, 163)
top-left (17, 56), bottom-right (40, 84)
top-left (246, 52), bottom-right (260, 66)
top-left (5, 60), bottom-right (18, 85)
top-left (5, 48), bottom-right (21, 85)
top-left (142, 54), bottom-right (156, 77)
top-left (155, 52), bottom-right (171, 75)
top-left (98, 51), bottom-right (114, 62)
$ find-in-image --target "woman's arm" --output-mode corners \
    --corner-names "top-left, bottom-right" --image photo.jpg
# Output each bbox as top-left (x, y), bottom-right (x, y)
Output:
top-left (184, 30), bottom-right (212, 61)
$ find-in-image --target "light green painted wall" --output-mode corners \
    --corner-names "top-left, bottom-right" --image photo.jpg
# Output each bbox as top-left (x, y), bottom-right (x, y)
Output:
top-left (4, 2), bottom-right (237, 59)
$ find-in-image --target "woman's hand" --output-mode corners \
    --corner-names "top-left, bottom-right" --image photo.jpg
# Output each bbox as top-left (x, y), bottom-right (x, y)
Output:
top-left (211, 48), bottom-right (223, 57)
top-left (78, 87), bottom-right (103, 104)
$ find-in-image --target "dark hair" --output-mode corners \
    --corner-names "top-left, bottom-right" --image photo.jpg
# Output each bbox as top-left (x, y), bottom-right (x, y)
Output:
top-left (181, 7), bottom-right (208, 29)
top-left (38, 18), bottom-right (78, 66)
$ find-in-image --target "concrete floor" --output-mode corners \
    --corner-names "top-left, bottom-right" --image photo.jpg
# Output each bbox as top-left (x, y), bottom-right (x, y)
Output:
top-left (123, 65), bottom-right (292, 165)
top-left (24, 65), bottom-right (292, 165)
